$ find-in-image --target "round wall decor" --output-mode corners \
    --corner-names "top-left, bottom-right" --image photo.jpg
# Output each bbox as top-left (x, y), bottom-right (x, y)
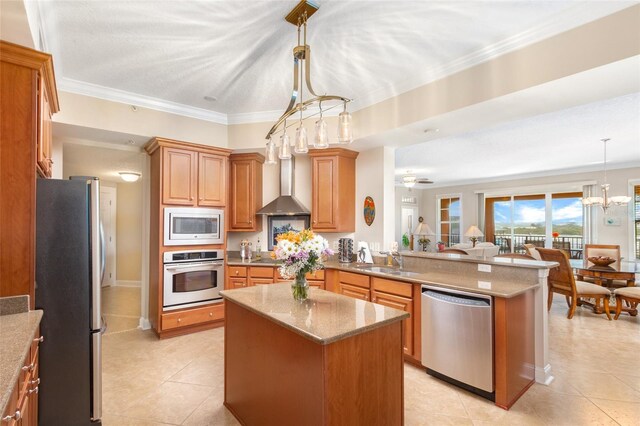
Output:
top-left (364, 196), bottom-right (375, 226)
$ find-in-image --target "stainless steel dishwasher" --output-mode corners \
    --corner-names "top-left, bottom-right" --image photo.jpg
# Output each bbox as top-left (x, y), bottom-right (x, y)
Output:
top-left (421, 285), bottom-right (494, 400)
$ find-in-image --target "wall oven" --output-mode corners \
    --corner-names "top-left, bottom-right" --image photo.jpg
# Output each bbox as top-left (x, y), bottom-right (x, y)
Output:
top-left (163, 249), bottom-right (224, 310)
top-left (164, 207), bottom-right (224, 246)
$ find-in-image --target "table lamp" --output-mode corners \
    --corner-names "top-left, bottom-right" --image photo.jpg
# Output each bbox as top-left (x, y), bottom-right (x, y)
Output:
top-left (464, 225), bottom-right (484, 247)
top-left (413, 217), bottom-right (435, 251)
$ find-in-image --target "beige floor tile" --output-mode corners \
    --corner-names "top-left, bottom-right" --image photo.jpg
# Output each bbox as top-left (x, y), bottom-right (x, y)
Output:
top-left (528, 392), bottom-right (618, 425)
top-left (123, 381), bottom-right (214, 425)
top-left (567, 372), bottom-right (640, 402)
top-left (102, 376), bottom-right (163, 414)
top-left (404, 365), bottom-right (470, 418)
top-left (614, 374), bottom-right (640, 393)
top-left (182, 393), bottom-right (241, 426)
top-left (406, 413), bottom-right (474, 426)
top-left (103, 314), bottom-right (140, 335)
top-left (168, 357), bottom-right (224, 386)
top-left (590, 398), bottom-right (640, 426)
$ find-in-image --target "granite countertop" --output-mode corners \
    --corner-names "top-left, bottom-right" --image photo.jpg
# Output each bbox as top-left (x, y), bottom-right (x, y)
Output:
top-left (325, 261), bottom-right (542, 298)
top-left (0, 309), bottom-right (43, 414)
top-left (220, 283), bottom-right (409, 345)
top-left (400, 251), bottom-right (558, 270)
top-left (226, 256), bottom-right (280, 266)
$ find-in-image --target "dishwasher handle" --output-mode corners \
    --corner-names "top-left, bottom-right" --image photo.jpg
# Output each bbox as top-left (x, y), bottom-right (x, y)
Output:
top-left (423, 290), bottom-right (490, 307)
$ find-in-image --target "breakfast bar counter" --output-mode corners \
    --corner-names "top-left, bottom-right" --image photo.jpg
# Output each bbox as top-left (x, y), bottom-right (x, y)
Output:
top-left (221, 283), bottom-right (408, 425)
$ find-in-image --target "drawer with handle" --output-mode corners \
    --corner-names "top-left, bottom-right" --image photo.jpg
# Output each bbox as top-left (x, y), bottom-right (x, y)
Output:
top-left (162, 303), bottom-right (224, 330)
top-left (228, 266), bottom-right (247, 278)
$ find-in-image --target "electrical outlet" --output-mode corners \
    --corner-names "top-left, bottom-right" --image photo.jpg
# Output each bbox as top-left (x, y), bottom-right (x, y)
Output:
top-left (478, 264), bottom-right (491, 273)
top-left (478, 281), bottom-right (492, 289)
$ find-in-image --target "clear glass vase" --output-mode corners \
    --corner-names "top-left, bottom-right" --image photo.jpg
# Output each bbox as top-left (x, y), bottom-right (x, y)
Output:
top-left (292, 273), bottom-right (309, 302)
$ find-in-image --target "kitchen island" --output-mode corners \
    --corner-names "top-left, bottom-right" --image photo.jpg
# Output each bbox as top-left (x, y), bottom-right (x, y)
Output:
top-left (221, 283), bottom-right (409, 426)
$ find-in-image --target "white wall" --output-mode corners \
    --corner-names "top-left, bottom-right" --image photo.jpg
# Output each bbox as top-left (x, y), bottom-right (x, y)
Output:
top-left (419, 167), bottom-right (639, 260)
top-left (395, 186), bottom-right (425, 248)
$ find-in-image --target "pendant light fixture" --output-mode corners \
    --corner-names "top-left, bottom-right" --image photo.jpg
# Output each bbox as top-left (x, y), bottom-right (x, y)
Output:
top-left (265, 0), bottom-right (353, 163)
top-left (265, 137), bottom-right (277, 165)
top-left (581, 138), bottom-right (631, 212)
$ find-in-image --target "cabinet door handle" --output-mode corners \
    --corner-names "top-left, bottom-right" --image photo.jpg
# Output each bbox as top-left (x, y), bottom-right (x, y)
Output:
top-left (235, 270), bottom-right (239, 275)
top-left (34, 336), bottom-right (44, 344)
top-left (30, 378), bottom-right (41, 386)
top-left (190, 197), bottom-right (194, 201)
top-left (28, 386), bottom-right (39, 395)
top-left (209, 312), bottom-right (213, 317)
top-left (21, 362), bottom-right (34, 372)
top-left (2, 410), bottom-right (21, 422)
top-left (249, 220), bottom-right (252, 224)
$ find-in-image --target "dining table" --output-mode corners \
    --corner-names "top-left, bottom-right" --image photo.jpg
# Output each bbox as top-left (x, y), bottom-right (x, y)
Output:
top-left (571, 259), bottom-right (638, 316)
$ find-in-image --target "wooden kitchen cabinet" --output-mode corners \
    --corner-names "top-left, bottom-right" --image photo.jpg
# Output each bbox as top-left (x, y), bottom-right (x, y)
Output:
top-left (162, 147), bottom-right (197, 205)
top-left (228, 277), bottom-right (248, 289)
top-left (198, 153), bottom-right (226, 206)
top-left (308, 148), bottom-right (358, 233)
top-left (0, 41), bottom-right (59, 305)
top-left (337, 271), bottom-right (371, 300)
top-left (154, 139), bottom-right (229, 207)
top-left (248, 266), bottom-right (274, 286)
top-left (161, 304), bottom-right (224, 331)
top-left (228, 153), bottom-right (264, 232)
top-left (2, 328), bottom-right (42, 426)
top-left (144, 138), bottom-right (231, 338)
top-left (372, 281), bottom-right (414, 356)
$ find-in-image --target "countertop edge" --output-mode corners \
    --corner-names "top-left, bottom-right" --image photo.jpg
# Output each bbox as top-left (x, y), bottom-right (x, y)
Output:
top-left (0, 310), bottom-right (43, 415)
top-left (221, 290), bottom-right (409, 345)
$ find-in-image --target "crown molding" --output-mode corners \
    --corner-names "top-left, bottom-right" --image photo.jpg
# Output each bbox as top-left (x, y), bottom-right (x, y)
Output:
top-left (350, 2), bottom-right (636, 112)
top-left (57, 77), bottom-right (228, 125)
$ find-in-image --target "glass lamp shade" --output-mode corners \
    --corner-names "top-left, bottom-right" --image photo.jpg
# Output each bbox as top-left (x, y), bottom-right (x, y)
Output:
top-left (278, 132), bottom-right (291, 159)
top-left (294, 126), bottom-right (308, 154)
top-left (265, 138), bottom-right (277, 164)
top-left (314, 118), bottom-right (329, 149)
top-left (337, 110), bottom-right (353, 144)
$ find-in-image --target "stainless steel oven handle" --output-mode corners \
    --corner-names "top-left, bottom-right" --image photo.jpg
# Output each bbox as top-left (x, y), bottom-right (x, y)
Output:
top-left (165, 262), bottom-right (224, 271)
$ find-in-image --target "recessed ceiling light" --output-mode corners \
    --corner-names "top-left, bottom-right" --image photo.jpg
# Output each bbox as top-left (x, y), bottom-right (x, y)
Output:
top-left (204, 96), bottom-right (217, 102)
top-left (126, 139), bottom-right (135, 145)
top-left (130, 105), bottom-right (138, 112)
top-left (423, 128), bottom-right (440, 133)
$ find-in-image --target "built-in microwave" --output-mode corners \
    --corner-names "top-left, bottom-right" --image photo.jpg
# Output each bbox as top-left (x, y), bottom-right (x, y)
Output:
top-left (164, 207), bottom-right (224, 246)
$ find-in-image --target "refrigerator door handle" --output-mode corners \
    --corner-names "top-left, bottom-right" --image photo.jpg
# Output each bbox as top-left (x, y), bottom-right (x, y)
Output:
top-left (90, 179), bottom-right (102, 331)
top-left (91, 332), bottom-right (102, 422)
top-left (100, 316), bottom-right (107, 334)
top-left (100, 221), bottom-right (106, 284)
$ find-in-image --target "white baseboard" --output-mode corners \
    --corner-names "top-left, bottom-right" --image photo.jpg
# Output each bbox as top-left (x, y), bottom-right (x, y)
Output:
top-left (116, 280), bottom-right (141, 287)
top-left (138, 317), bottom-right (151, 330)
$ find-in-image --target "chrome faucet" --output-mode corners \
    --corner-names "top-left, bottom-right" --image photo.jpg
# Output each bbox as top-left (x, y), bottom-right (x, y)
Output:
top-left (381, 251), bottom-right (403, 269)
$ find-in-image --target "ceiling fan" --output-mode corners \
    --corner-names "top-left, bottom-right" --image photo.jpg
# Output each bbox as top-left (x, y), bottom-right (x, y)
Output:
top-left (402, 173), bottom-right (433, 188)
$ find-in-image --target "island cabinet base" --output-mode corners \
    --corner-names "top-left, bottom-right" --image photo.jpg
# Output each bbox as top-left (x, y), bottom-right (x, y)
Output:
top-left (224, 300), bottom-right (405, 426)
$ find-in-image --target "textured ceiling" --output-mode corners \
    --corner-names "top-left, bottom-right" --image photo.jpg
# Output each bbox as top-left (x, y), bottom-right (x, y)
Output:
top-left (395, 92), bottom-right (640, 187)
top-left (40, 0), bottom-right (633, 116)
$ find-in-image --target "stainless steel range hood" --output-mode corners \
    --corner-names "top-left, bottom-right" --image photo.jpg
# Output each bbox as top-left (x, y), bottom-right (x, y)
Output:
top-left (257, 156), bottom-right (310, 216)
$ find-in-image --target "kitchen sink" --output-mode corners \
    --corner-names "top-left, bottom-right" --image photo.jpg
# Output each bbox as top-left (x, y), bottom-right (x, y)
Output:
top-left (354, 265), bottom-right (421, 278)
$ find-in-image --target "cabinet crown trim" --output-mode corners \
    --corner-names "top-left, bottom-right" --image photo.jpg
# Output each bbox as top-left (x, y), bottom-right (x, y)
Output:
top-left (145, 137), bottom-right (232, 156)
top-left (308, 148), bottom-right (359, 159)
top-left (230, 153), bottom-right (265, 163)
top-left (0, 40), bottom-right (59, 113)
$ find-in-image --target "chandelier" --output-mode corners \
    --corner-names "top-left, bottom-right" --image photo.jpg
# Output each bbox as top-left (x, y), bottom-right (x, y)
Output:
top-left (581, 138), bottom-right (631, 212)
top-left (264, 0), bottom-right (353, 165)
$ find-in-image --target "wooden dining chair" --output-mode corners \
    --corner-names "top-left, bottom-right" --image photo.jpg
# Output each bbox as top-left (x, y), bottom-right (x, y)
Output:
top-left (495, 253), bottom-right (536, 260)
top-left (537, 248), bottom-right (612, 320)
top-left (441, 248), bottom-right (468, 255)
top-left (523, 244), bottom-right (542, 260)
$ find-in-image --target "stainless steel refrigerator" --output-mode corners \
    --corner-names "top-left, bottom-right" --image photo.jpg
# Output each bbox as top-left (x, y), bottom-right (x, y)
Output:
top-left (35, 177), bottom-right (103, 425)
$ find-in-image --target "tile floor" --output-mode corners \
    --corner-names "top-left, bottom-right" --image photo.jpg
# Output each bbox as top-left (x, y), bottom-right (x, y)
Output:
top-left (101, 296), bottom-right (639, 425)
top-left (102, 285), bottom-right (141, 335)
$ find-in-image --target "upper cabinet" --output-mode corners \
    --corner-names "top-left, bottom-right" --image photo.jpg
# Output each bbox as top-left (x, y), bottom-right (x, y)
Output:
top-left (308, 148), bottom-right (358, 233)
top-left (228, 153), bottom-right (264, 232)
top-left (146, 138), bottom-right (230, 207)
top-left (0, 41), bottom-right (59, 304)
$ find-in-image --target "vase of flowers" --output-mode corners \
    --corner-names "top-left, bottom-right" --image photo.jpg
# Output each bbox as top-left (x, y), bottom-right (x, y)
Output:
top-left (272, 229), bottom-right (333, 302)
